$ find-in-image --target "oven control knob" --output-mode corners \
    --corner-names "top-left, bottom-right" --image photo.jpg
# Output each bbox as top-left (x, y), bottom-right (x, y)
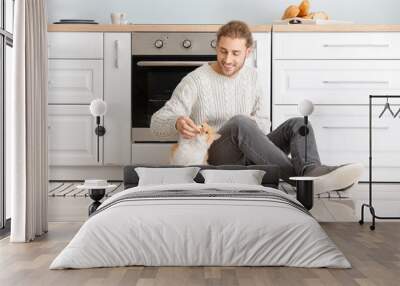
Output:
top-left (182, 39), bottom-right (192, 49)
top-left (154, 39), bottom-right (164, 49)
top-left (210, 39), bottom-right (217, 49)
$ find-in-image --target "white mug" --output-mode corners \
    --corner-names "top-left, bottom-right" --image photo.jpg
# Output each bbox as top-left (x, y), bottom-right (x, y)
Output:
top-left (111, 12), bottom-right (122, 24)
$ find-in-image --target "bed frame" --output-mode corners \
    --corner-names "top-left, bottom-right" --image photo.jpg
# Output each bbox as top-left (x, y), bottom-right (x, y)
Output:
top-left (123, 165), bottom-right (280, 189)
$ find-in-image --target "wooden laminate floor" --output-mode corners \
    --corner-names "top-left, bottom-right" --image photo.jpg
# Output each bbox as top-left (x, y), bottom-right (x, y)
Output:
top-left (1, 222), bottom-right (400, 286)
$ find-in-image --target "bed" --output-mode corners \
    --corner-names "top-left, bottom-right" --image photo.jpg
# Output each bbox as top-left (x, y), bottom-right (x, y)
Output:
top-left (50, 165), bottom-right (350, 269)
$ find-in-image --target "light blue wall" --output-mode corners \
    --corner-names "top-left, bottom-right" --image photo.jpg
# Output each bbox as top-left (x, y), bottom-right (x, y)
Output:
top-left (47, 0), bottom-right (400, 25)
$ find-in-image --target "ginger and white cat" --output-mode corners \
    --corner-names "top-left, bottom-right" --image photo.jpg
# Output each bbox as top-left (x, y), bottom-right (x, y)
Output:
top-left (170, 123), bottom-right (221, 165)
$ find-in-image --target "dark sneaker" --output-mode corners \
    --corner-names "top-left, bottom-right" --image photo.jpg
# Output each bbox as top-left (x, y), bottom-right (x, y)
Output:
top-left (303, 163), bottom-right (364, 194)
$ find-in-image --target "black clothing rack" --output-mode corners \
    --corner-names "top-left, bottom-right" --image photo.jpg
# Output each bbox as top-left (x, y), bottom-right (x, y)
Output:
top-left (359, 95), bottom-right (400, 230)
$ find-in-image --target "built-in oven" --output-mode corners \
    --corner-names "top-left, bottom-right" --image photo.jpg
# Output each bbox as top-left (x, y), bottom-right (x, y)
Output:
top-left (131, 32), bottom-right (217, 143)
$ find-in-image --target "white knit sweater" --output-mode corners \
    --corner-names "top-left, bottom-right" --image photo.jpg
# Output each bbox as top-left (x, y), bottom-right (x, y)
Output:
top-left (150, 63), bottom-right (270, 139)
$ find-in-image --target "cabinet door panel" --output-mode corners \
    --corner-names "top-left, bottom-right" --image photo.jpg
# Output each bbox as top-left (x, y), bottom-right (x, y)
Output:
top-left (103, 33), bottom-right (132, 165)
top-left (48, 105), bottom-right (102, 166)
top-left (246, 32), bottom-right (272, 124)
top-left (48, 32), bottom-right (103, 59)
top-left (273, 105), bottom-right (400, 182)
top-left (273, 60), bottom-right (400, 105)
top-left (48, 60), bottom-right (103, 104)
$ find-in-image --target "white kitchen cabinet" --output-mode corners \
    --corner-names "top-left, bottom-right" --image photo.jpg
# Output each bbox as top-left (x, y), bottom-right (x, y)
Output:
top-left (48, 32), bottom-right (104, 167)
top-left (48, 32), bottom-right (132, 169)
top-left (48, 32), bottom-right (103, 59)
top-left (273, 105), bottom-right (400, 182)
top-left (272, 31), bottom-right (400, 182)
top-left (48, 59), bottom-right (103, 104)
top-left (48, 105), bottom-right (102, 166)
top-left (103, 33), bottom-right (132, 166)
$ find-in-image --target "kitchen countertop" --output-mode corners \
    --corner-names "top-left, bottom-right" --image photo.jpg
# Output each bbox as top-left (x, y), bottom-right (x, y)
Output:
top-left (47, 24), bottom-right (271, 32)
top-left (48, 24), bottom-right (400, 33)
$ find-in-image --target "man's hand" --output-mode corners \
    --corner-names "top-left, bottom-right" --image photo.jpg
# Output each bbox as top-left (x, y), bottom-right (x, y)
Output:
top-left (175, 116), bottom-right (201, 139)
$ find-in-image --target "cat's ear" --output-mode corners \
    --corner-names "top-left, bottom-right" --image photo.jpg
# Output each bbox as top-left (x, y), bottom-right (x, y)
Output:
top-left (213, 133), bottom-right (222, 140)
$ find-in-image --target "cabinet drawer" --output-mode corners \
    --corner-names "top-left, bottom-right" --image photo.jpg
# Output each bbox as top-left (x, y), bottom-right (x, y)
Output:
top-left (48, 32), bottom-right (103, 59)
top-left (273, 105), bottom-right (400, 181)
top-left (48, 60), bottom-right (103, 104)
top-left (48, 105), bottom-right (102, 166)
top-left (273, 32), bottom-right (400, 60)
top-left (273, 60), bottom-right (400, 105)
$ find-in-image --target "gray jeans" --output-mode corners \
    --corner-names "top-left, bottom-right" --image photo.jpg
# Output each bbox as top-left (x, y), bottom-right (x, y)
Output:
top-left (208, 115), bottom-right (321, 182)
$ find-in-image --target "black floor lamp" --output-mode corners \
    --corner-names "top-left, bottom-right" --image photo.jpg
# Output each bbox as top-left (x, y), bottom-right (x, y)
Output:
top-left (90, 99), bottom-right (107, 162)
top-left (298, 99), bottom-right (315, 163)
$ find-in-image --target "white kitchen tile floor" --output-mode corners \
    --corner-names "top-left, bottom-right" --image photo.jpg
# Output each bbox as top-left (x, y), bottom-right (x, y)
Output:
top-left (48, 181), bottom-right (400, 223)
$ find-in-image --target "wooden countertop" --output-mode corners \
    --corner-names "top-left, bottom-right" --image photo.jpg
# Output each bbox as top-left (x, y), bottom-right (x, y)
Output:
top-left (48, 24), bottom-right (272, 33)
top-left (48, 24), bottom-right (400, 33)
top-left (273, 24), bottom-right (400, 32)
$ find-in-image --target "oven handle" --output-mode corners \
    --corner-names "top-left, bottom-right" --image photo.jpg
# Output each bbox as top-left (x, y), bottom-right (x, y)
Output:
top-left (136, 61), bottom-right (209, 67)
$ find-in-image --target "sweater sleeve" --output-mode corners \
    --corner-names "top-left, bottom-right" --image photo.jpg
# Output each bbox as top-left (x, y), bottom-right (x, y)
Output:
top-left (250, 75), bottom-right (271, 134)
top-left (150, 75), bottom-right (198, 139)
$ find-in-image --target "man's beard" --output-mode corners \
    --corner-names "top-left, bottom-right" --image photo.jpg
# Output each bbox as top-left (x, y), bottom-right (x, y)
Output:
top-left (219, 58), bottom-right (246, 77)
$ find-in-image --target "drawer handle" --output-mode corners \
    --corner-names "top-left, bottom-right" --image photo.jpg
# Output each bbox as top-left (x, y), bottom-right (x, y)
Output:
top-left (323, 80), bottom-right (389, 85)
top-left (322, 126), bottom-right (389, 130)
top-left (114, 40), bottom-right (119, 69)
top-left (253, 40), bottom-right (258, 68)
top-left (323, 44), bottom-right (390, 48)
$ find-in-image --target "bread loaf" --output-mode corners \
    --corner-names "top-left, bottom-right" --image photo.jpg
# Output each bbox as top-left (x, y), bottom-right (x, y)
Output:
top-left (282, 5), bottom-right (300, 20)
top-left (298, 0), bottom-right (310, 17)
top-left (310, 11), bottom-right (329, 20)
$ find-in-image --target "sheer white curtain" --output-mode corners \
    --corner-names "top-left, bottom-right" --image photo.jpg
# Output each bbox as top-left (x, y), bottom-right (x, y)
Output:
top-left (9, 0), bottom-right (48, 242)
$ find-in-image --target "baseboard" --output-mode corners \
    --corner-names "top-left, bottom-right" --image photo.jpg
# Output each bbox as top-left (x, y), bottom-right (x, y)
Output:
top-left (352, 182), bottom-right (400, 200)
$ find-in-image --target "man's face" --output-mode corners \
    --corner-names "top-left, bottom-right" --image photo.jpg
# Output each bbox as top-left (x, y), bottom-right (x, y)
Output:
top-left (215, 36), bottom-right (252, 77)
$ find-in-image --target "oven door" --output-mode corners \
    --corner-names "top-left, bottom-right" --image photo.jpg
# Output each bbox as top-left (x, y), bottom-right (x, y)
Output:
top-left (132, 55), bottom-right (216, 143)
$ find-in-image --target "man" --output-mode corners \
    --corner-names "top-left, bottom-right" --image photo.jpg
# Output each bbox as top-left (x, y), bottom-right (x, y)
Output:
top-left (150, 20), bottom-right (363, 193)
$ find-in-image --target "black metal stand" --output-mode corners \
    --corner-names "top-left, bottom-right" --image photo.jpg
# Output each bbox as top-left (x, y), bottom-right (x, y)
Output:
top-left (359, 95), bottom-right (400, 231)
top-left (296, 180), bottom-right (314, 210)
top-left (294, 116), bottom-right (313, 210)
top-left (298, 116), bottom-right (310, 162)
top-left (88, 188), bottom-right (106, 215)
top-left (94, 116), bottom-right (106, 162)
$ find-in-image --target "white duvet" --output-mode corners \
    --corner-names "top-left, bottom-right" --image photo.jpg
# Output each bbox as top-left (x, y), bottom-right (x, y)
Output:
top-left (50, 183), bottom-right (351, 269)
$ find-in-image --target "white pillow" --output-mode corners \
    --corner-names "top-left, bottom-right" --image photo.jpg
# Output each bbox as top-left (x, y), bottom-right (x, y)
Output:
top-left (200, 169), bottom-right (266, 185)
top-left (135, 167), bottom-right (201, 186)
